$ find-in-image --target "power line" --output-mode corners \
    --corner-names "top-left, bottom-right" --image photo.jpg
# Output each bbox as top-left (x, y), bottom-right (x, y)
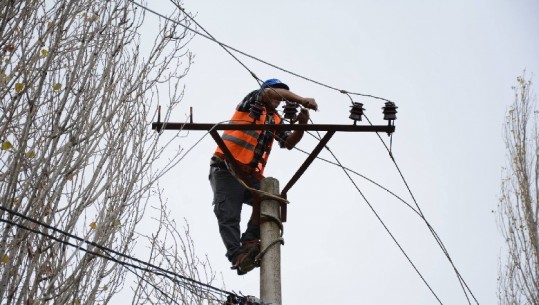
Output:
top-left (130, 2), bottom-right (478, 303)
top-left (326, 145), bottom-right (444, 305)
top-left (361, 114), bottom-right (480, 305)
top-left (280, 109), bottom-right (478, 304)
top-left (0, 205), bottom-right (232, 303)
top-left (116, 263), bottom-right (183, 305)
top-left (279, 131), bottom-right (444, 304)
top-left (291, 142), bottom-right (421, 216)
top-left (285, 109), bottom-right (479, 304)
top-left (0, 216), bottom-right (205, 302)
top-left (168, 1), bottom-right (263, 88)
top-left (128, 0), bottom-right (393, 104)
top-left (296, 134), bottom-right (477, 304)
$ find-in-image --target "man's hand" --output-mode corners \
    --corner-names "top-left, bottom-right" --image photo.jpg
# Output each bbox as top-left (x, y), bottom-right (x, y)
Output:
top-left (296, 108), bottom-right (310, 124)
top-left (301, 98), bottom-right (318, 111)
top-left (285, 108), bottom-right (310, 149)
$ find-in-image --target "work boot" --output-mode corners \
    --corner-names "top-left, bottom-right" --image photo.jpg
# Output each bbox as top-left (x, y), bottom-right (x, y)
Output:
top-left (240, 239), bottom-right (260, 253)
top-left (231, 240), bottom-right (260, 275)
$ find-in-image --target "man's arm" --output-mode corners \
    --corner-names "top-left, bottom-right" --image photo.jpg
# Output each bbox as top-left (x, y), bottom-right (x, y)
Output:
top-left (261, 88), bottom-right (318, 111)
top-left (283, 108), bottom-right (310, 150)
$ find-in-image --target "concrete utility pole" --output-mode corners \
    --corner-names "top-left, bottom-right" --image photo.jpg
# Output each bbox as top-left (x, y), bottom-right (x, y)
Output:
top-left (152, 104), bottom-right (397, 304)
top-left (260, 177), bottom-right (282, 305)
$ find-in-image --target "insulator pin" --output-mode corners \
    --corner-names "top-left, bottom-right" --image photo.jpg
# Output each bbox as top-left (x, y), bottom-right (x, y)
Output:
top-left (249, 100), bottom-right (264, 121)
top-left (282, 101), bottom-right (299, 122)
top-left (382, 102), bottom-right (398, 122)
top-left (349, 102), bottom-right (365, 125)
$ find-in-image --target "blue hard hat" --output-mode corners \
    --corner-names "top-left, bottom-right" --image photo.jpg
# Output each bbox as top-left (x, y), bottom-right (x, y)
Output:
top-left (261, 78), bottom-right (289, 90)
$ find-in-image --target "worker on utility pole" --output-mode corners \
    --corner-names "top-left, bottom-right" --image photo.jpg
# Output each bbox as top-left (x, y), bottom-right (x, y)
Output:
top-left (209, 79), bottom-right (318, 275)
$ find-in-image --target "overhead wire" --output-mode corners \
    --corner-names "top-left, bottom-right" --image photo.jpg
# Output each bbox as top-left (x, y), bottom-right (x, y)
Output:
top-left (155, 119), bottom-right (231, 179)
top-left (278, 101), bottom-right (477, 304)
top-left (124, 265), bottom-right (182, 305)
top-left (130, 1), bottom-right (478, 303)
top-left (160, 110), bottom-right (439, 302)
top-left (273, 127), bottom-right (444, 305)
top-left (0, 2), bottom-right (406, 304)
top-left (0, 119), bottom-right (274, 302)
top-left (0, 205), bottom-right (232, 303)
top-left (323, 142), bottom-right (444, 305)
top-left (0, 118), bottom-right (284, 303)
top-left (361, 114), bottom-right (480, 305)
top-left (294, 106), bottom-right (477, 304)
top-left (290, 143), bottom-right (421, 216)
top-left (292, 134), bottom-right (474, 301)
top-left (168, 1), bottom-right (263, 87)
top-left (343, 92), bottom-right (477, 303)
top-left (320, 87), bottom-right (479, 304)
top-left (0, 216), bottom-right (215, 302)
top-left (129, 0), bottom-right (392, 103)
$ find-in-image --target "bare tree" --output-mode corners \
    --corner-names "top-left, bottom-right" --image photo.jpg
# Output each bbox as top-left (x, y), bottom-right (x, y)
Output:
top-left (0, 1), bottom-right (220, 304)
top-left (498, 72), bottom-right (539, 305)
top-left (131, 194), bottom-right (223, 305)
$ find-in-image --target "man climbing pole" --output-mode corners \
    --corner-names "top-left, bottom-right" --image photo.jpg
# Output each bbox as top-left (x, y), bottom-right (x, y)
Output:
top-left (209, 79), bottom-right (318, 275)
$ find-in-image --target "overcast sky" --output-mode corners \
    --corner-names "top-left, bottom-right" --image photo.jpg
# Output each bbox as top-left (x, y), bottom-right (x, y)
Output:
top-left (141, 1), bottom-right (539, 304)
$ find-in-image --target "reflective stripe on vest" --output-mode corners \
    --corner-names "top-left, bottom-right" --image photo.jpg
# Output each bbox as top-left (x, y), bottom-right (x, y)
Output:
top-left (221, 133), bottom-right (256, 151)
top-left (214, 109), bottom-right (281, 174)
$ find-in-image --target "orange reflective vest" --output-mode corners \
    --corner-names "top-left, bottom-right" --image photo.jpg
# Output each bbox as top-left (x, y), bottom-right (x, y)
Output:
top-left (214, 109), bottom-right (281, 175)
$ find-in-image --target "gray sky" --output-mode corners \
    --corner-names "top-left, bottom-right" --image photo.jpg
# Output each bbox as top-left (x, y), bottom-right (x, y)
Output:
top-left (144, 1), bottom-right (539, 304)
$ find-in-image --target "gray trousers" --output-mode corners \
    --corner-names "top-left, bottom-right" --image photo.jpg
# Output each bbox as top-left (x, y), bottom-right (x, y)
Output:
top-left (209, 166), bottom-right (261, 263)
